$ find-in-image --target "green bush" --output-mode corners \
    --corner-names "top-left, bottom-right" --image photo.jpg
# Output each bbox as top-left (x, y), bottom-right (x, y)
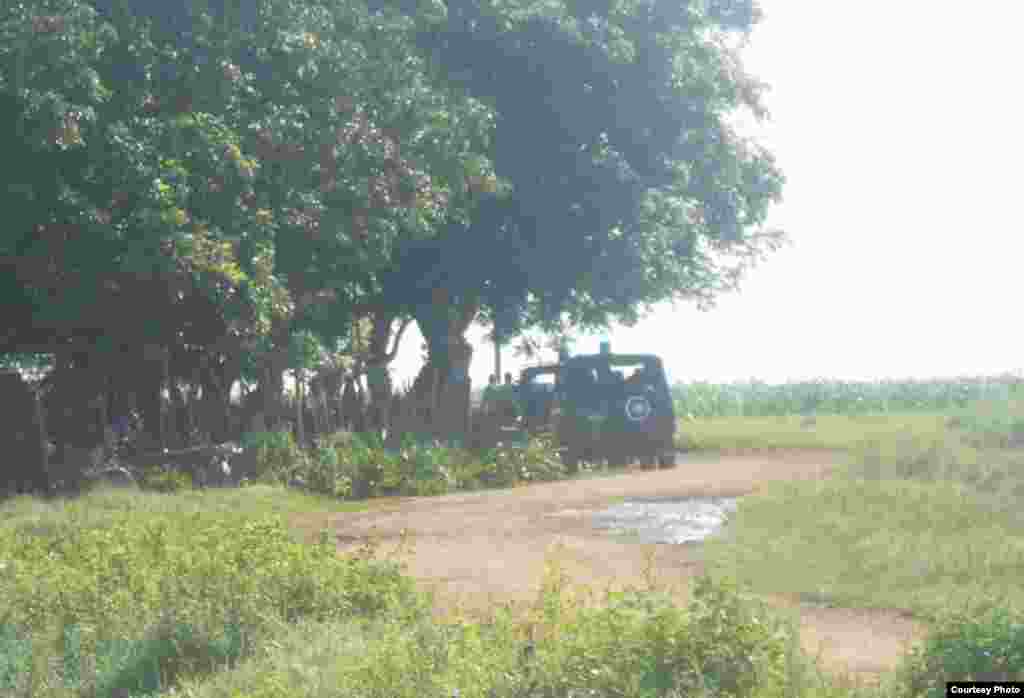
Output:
top-left (334, 431), bottom-right (391, 499)
top-left (0, 510), bottom-right (423, 695)
top-left (516, 574), bottom-right (790, 698)
top-left (492, 433), bottom-right (565, 484)
top-left (278, 439), bottom-right (354, 499)
top-left (385, 435), bottom-right (459, 497)
top-left (276, 430), bottom-right (565, 500)
top-left (241, 429), bottom-right (308, 483)
top-left (137, 466), bottom-right (194, 493)
top-left (897, 603), bottom-right (1024, 696)
top-left (163, 572), bottom-right (800, 698)
top-left (0, 617), bottom-right (249, 696)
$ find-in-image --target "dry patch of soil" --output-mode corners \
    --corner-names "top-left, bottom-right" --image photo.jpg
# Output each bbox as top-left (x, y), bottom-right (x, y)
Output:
top-left (313, 451), bottom-right (925, 679)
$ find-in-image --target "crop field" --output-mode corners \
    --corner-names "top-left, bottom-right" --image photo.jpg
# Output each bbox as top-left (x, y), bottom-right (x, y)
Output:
top-left (672, 374), bottom-right (1024, 418)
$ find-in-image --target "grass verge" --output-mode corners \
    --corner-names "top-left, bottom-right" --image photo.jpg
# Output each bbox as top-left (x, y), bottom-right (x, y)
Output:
top-left (676, 413), bottom-right (948, 453)
top-left (696, 393), bottom-right (1024, 689)
top-left (1, 481), bottom-right (900, 698)
top-left (702, 476), bottom-right (1024, 617)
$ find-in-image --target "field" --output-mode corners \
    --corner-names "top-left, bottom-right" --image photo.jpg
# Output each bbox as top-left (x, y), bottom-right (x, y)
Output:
top-left (2, 375), bottom-right (1023, 696)
top-left (672, 374), bottom-right (1023, 418)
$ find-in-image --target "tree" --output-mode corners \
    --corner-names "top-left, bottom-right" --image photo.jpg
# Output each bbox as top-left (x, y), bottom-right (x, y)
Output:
top-left (2, 0), bottom-right (499, 452)
top-left (378, 0), bottom-right (785, 418)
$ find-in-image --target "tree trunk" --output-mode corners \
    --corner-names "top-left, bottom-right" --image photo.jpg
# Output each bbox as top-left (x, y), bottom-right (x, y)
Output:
top-left (412, 292), bottom-right (478, 442)
top-left (255, 342), bottom-right (289, 432)
top-left (168, 380), bottom-right (189, 448)
top-left (196, 350), bottom-right (239, 445)
top-left (341, 375), bottom-right (362, 432)
top-left (138, 361), bottom-right (164, 451)
top-left (494, 334), bottom-right (501, 385)
top-left (0, 371), bottom-right (50, 496)
top-left (296, 368), bottom-right (306, 447)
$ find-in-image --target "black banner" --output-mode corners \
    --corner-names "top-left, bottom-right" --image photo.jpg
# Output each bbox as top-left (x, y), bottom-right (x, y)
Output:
top-left (947, 682), bottom-right (1023, 697)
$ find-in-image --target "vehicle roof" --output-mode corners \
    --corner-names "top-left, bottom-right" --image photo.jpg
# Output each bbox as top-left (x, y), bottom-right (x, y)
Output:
top-left (564, 353), bottom-right (664, 366)
top-left (520, 354), bottom-right (665, 377)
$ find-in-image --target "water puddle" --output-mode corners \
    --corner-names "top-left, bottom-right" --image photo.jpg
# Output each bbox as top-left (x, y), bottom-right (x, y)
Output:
top-left (591, 497), bottom-right (738, 544)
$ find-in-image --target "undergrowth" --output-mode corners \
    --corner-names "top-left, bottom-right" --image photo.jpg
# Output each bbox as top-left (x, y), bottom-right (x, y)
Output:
top-left (4, 387), bottom-right (1023, 695)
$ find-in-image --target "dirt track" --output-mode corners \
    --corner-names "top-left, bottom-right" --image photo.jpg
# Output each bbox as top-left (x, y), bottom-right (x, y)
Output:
top-left (323, 451), bottom-right (924, 679)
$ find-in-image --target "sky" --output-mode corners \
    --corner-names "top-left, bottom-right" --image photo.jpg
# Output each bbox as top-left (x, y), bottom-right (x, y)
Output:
top-left (388, 1), bottom-right (1024, 388)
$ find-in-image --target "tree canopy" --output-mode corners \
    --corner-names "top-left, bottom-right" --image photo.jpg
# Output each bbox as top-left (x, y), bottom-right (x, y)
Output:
top-left (0, 0), bottom-right (785, 456)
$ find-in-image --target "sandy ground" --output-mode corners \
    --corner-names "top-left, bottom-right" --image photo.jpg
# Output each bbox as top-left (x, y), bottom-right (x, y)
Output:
top-left (320, 450), bottom-right (925, 679)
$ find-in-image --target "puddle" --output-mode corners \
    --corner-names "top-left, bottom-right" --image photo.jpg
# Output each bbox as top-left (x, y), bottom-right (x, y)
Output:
top-left (591, 497), bottom-right (738, 544)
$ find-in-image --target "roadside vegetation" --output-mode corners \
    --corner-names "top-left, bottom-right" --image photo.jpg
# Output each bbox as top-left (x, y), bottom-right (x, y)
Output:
top-left (4, 377), bottom-right (1024, 695)
top-left (697, 376), bottom-right (1024, 690)
top-left (0, 477), bottom-right (891, 698)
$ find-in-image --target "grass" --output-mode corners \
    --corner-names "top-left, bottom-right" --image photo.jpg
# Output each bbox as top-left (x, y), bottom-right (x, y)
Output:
top-left (0, 484), bottom-right (379, 546)
top-left (3, 384), bottom-right (1023, 695)
top-left (0, 483), bottom-right (425, 697)
top-left (702, 476), bottom-right (1024, 617)
top-left (0, 482), bottom-right (896, 698)
top-left (699, 392), bottom-right (1024, 625)
top-left (676, 412), bottom-right (948, 453)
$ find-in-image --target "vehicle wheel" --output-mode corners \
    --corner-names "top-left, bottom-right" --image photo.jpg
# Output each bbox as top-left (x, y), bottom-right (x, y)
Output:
top-left (657, 452), bottom-right (676, 469)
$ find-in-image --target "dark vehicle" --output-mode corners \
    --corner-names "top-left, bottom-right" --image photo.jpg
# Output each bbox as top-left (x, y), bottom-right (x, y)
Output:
top-left (519, 364), bottom-right (559, 432)
top-left (518, 352), bottom-right (677, 472)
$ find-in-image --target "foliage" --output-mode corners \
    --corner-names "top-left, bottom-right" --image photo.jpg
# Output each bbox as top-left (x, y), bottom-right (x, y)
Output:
top-left (395, 0), bottom-right (786, 343)
top-left (0, 0), bottom-right (496, 451)
top-left (136, 466), bottom-right (194, 493)
top-left (673, 374), bottom-right (1024, 418)
top-left (241, 429), bottom-right (308, 482)
top-left (267, 430), bottom-right (565, 500)
top-left (481, 432), bottom-right (566, 486)
top-left (897, 603), bottom-right (1024, 696)
top-left (2, 0), bottom-right (789, 473)
top-left (0, 506), bottom-right (421, 695)
top-left (159, 568), bottom-right (806, 698)
top-left (525, 575), bottom-right (790, 698)
top-left (384, 434), bottom-right (459, 496)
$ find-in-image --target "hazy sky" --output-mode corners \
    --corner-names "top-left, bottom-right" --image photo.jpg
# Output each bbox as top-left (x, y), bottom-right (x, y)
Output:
top-left (389, 1), bottom-right (1024, 388)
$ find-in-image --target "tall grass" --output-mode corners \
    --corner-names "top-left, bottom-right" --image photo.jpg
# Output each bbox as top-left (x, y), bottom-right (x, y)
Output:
top-left (0, 485), bottom-right (892, 698)
top-left (673, 374), bottom-right (1023, 418)
top-left (0, 486), bottom-right (419, 697)
top-left (702, 385), bottom-right (1024, 621)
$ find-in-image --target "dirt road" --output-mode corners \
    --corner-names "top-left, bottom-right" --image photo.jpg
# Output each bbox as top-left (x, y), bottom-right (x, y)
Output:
top-left (324, 450), bottom-right (924, 679)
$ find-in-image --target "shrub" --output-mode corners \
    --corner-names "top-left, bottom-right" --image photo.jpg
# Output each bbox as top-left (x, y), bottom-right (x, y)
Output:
top-left (240, 430), bottom-right (307, 483)
top-left (279, 431), bottom-right (565, 500)
top-left (897, 603), bottom-right (1024, 696)
top-left (384, 435), bottom-right (458, 497)
top-left (274, 438), bottom-right (354, 499)
top-left (0, 510), bottom-right (423, 695)
top-left (137, 466), bottom-right (193, 493)
top-left (493, 433), bottom-right (565, 484)
top-left (521, 574), bottom-right (790, 697)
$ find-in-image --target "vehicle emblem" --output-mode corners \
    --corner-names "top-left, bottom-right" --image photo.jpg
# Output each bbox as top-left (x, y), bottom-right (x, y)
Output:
top-left (625, 395), bottom-right (652, 421)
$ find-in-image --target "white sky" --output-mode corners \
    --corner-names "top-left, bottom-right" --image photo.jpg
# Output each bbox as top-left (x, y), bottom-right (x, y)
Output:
top-left (389, 1), bottom-right (1024, 388)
